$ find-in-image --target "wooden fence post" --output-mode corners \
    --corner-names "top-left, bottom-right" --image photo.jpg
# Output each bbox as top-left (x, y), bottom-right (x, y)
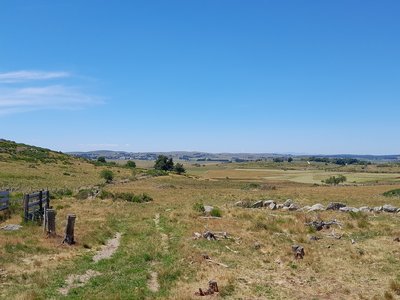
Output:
top-left (44, 209), bottom-right (56, 237)
top-left (63, 214), bottom-right (76, 245)
top-left (38, 190), bottom-right (43, 217)
top-left (23, 194), bottom-right (29, 221)
top-left (45, 190), bottom-right (50, 210)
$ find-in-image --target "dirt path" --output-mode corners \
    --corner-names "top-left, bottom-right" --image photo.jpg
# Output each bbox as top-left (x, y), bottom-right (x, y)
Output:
top-left (93, 232), bottom-right (122, 262)
top-left (59, 232), bottom-right (122, 295)
top-left (58, 270), bottom-right (101, 296)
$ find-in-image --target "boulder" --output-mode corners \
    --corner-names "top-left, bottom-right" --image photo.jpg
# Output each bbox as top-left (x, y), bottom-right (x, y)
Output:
top-left (291, 244), bottom-right (305, 259)
top-left (359, 206), bottom-right (371, 212)
top-left (339, 207), bottom-right (359, 213)
top-left (308, 204), bottom-right (325, 212)
top-left (263, 200), bottom-right (276, 207)
top-left (373, 206), bottom-right (382, 212)
top-left (283, 199), bottom-right (293, 207)
top-left (383, 204), bottom-right (397, 213)
top-left (326, 202), bottom-right (347, 210)
top-left (204, 205), bottom-right (214, 214)
top-left (251, 200), bottom-right (264, 208)
top-left (235, 201), bottom-right (243, 207)
top-left (288, 203), bottom-right (300, 211)
top-left (269, 202), bottom-right (277, 210)
top-left (282, 206), bottom-right (290, 211)
top-left (276, 204), bottom-right (284, 209)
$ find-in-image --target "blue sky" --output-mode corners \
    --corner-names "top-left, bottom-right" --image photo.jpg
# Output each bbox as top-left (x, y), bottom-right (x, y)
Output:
top-left (0, 1), bottom-right (399, 154)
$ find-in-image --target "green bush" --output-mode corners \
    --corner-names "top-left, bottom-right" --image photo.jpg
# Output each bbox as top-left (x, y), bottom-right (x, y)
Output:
top-left (174, 163), bottom-right (186, 174)
top-left (51, 188), bottom-right (73, 199)
top-left (193, 202), bottom-right (205, 213)
top-left (383, 189), bottom-right (400, 197)
top-left (97, 157), bottom-right (106, 163)
top-left (75, 189), bottom-right (92, 200)
top-left (126, 160), bottom-right (136, 168)
top-left (100, 169), bottom-right (114, 183)
top-left (210, 208), bottom-right (222, 217)
top-left (146, 169), bottom-right (168, 177)
top-left (113, 192), bottom-right (153, 203)
top-left (322, 175), bottom-right (347, 185)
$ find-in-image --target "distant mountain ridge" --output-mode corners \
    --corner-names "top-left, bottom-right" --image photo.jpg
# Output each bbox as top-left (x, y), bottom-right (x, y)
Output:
top-left (67, 150), bottom-right (400, 162)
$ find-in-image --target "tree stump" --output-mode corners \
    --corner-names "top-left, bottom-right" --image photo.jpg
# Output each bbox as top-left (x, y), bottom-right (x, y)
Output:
top-left (63, 214), bottom-right (76, 245)
top-left (44, 209), bottom-right (56, 237)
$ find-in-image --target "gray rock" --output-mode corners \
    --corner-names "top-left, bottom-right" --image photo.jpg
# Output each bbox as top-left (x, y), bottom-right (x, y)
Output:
top-left (235, 201), bottom-right (243, 207)
top-left (288, 203), bottom-right (300, 211)
top-left (339, 207), bottom-right (359, 213)
top-left (373, 206), bottom-right (382, 212)
top-left (269, 202), bottom-right (277, 210)
top-left (263, 200), bottom-right (276, 207)
top-left (282, 206), bottom-right (290, 211)
top-left (1, 224), bottom-right (22, 231)
top-left (301, 205), bottom-right (311, 211)
top-left (383, 204), bottom-right (397, 213)
top-left (308, 204), bottom-right (325, 212)
top-left (283, 199), bottom-right (293, 207)
top-left (204, 205), bottom-right (214, 213)
top-left (359, 206), bottom-right (371, 212)
top-left (326, 202), bottom-right (347, 210)
top-left (276, 204), bottom-right (284, 209)
top-left (251, 200), bottom-right (264, 208)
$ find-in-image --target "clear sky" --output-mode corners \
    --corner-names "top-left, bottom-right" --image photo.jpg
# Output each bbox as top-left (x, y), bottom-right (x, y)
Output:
top-left (1, 1), bottom-right (399, 154)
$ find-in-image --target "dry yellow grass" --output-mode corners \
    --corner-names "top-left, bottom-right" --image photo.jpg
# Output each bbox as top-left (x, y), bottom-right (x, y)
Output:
top-left (1, 157), bottom-right (400, 299)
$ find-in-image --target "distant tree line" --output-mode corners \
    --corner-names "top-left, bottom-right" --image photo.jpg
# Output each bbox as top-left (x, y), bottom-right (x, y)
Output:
top-left (308, 157), bottom-right (370, 166)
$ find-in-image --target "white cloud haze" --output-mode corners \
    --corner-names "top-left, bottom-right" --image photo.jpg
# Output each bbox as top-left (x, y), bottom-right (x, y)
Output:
top-left (0, 70), bottom-right (70, 83)
top-left (0, 70), bottom-right (101, 115)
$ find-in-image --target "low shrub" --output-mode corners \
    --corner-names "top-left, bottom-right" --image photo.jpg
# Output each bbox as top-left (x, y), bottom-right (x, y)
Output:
top-left (210, 208), bottom-right (222, 217)
top-left (383, 189), bottom-right (400, 197)
top-left (114, 192), bottom-right (153, 203)
top-left (146, 169), bottom-right (168, 177)
top-left (193, 202), bottom-right (205, 213)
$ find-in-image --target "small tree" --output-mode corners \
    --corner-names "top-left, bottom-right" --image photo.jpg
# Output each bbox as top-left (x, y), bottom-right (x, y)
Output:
top-left (154, 155), bottom-right (174, 171)
top-left (323, 175), bottom-right (347, 185)
top-left (288, 157), bottom-right (293, 163)
top-left (97, 157), bottom-right (106, 163)
top-left (126, 160), bottom-right (136, 168)
top-left (100, 169), bottom-right (114, 183)
top-left (174, 163), bottom-right (185, 174)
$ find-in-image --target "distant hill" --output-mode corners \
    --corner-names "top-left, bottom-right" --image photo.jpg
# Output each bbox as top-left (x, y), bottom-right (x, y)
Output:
top-left (0, 139), bottom-right (72, 164)
top-left (68, 149), bottom-right (400, 162)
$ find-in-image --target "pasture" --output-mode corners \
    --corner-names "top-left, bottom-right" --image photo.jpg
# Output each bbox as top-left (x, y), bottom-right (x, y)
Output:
top-left (1, 151), bottom-right (400, 299)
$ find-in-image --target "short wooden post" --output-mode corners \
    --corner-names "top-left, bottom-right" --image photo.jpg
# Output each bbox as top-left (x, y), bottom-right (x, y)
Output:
top-left (23, 194), bottom-right (29, 221)
top-left (63, 214), bottom-right (76, 245)
top-left (44, 209), bottom-right (56, 237)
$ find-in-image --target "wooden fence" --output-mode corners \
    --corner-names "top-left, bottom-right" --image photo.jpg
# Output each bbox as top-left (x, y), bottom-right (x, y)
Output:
top-left (23, 190), bottom-right (50, 222)
top-left (0, 191), bottom-right (9, 211)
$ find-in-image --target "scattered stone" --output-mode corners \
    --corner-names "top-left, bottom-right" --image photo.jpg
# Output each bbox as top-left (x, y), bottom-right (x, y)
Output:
top-left (373, 206), bottom-right (383, 212)
top-left (359, 206), bottom-right (371, 212)
top-left (282, 206), bottom-right (290, 211)
top-left (254, 242), bottom-right (261, 249)
top-left (251, 200), bottom-right (264, 208)
top-left (351, 239), bottom-right (356, 244)
top-left (193, 232), bottom-right (202, 239)
top-left (235, 201), bottom-right (243, 207)
top-left (309, 236), bottom-right (322, 241)
top-left (269, 202), bottom-right (277, 210)
top-left (326, 202), bottom-right (347, 210)
top-left (203, 231), bottom-right (217, 240)
top-left (1, 224), bottom-right (22, 231)
top-left (283, 199), bottom-right (293, 207)
top-left (276, 204), bottom-right (284, 209)
top-left (195, 280), bottom-right (219, 296)
top-left (308, 204), bottom-right (325, 212)
top-left (306, 220), bottom-right (342, 231)
top-left (203, 205), bottom-right (214, 214)
top-left (393, 237), bottom-right (400, 242)
top-left (383, 204), bottom-right (397, 213)
top-left (202, 253), bottom-right (210, 260)
top-left (288, 203), bottom-right (300, 211)
top-left (341, 207), bottom-right (358, 213)
top-left (291, 244), bottom-right (305, 259)
top-left (301, 205), bottom-right (311, 211)
top-left (263, 200), bottom-right (275, 207)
